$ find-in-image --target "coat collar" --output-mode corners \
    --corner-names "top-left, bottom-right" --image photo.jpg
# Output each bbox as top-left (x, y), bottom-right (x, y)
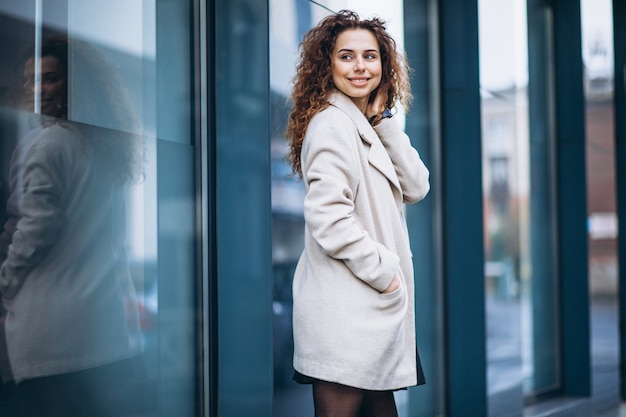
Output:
top-left (328, 90), bottom-right (401, 192)
top-left (328, 91), bottom-right (378, 144)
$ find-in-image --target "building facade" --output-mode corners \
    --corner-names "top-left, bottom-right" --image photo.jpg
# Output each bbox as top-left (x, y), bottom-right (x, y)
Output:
top-left (0, 0), bottom-right (623, 416)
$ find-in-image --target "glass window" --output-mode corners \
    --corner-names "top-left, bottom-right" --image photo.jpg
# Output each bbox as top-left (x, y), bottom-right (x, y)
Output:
top-left (0, 1), bottom-right (199, 416)
top-left (581, 0), bottom-right (620, 408)
top-left (479, 0), bottom-right (559, 413)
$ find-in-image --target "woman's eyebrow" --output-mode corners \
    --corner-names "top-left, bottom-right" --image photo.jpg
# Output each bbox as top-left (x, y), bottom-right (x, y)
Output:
top-left (336, 48), bottom-right (379, 53)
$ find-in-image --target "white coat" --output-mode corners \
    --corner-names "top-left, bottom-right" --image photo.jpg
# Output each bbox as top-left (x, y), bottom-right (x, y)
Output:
top-left (0, 120), bottom-right (140, 382)
top-left (292, 90), bottom-right (430, 390)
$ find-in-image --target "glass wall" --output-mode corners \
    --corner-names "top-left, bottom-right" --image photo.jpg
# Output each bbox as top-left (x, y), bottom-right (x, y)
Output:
top-left (213, 0), bottom-right (273, 415)
top-left (479, 0), bottom-right (559, 414)
top-left (525, 0), bottom-right (560, 397)
top-left (479, 1), bottom-right (530, 412)
top-left (0, 1), bottom-right (199, 416)
top-left (0, 1), bottom-right (616, 416)
top-left (581, 0), bottom-right (621, 410)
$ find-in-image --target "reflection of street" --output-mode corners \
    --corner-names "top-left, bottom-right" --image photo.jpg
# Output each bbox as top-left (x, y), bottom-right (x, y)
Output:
top-left (590, 297), bottom-right (620, 417)
top-left (487, 297), bottom-right (522, 394)
top-left (488, 295), bottom-right (621, 417)
top-left (487, 297), bottom-right (524, 417)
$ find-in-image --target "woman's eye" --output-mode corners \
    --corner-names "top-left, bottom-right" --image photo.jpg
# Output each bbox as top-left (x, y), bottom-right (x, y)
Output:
top-left (42, 72), bottom-right (61, 83)
top-left (340, 54), bottom-right (352, 60)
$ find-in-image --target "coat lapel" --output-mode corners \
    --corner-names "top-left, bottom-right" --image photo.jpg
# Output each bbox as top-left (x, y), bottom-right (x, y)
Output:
top-left (328, 91), bottom-right (401, 192)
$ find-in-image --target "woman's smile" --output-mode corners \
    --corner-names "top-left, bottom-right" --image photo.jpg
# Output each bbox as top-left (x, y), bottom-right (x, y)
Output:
top-left (348, 77), bottom-right (371, 85)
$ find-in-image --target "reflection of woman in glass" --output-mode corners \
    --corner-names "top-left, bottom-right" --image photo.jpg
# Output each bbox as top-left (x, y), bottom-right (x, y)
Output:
top-left (286, 10), bottom-right (430, 416)
top-left (0, 36), bottom-right (143, 417)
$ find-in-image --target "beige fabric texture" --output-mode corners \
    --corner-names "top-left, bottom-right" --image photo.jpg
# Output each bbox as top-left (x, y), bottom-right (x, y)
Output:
top-left (293, 91), bottom-right (430, 391)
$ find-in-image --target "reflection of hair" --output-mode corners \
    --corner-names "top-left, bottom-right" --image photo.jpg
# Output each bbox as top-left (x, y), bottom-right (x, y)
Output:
top-left (286, 10), bottom-right (412, 177)
top-left (37, 35), bottom-right (142, 184)
top-left (40, 35), bottom-right (69, 87)
top-left (65, 37), bottom-right (139, 134)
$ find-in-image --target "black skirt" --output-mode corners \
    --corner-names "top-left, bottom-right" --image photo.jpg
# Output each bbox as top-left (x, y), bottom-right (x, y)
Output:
top-left (293, 346), bottom-right (426, 389)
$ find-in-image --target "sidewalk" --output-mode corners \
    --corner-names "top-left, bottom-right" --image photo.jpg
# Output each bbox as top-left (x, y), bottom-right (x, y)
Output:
top-left (520, 296), bottom-right (621, 417)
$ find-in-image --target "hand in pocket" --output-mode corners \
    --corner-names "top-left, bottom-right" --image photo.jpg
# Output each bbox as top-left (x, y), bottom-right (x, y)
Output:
top-left (381, 276), bottom-right (400, 294)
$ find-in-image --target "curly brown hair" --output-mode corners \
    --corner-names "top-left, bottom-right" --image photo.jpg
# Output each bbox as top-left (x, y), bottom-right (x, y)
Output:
top-left (285, 9), bottom-right (412, 177)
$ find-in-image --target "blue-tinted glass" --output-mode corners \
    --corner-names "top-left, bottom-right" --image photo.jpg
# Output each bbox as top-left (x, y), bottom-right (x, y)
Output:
top-left (480, 0), bottom-right (530, 413)
top-left (479, 0), bottom-right (560, 414)
top-left (214, 0), bottom-right (274, 415)
top-left (0, 1), bottom-right (198, 416)
top-left (581, 0), bottom-right (620, 410)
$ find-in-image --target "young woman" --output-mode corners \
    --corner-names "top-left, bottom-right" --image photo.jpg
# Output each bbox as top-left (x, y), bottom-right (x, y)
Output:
top-left (286, 10), bottom-right (430, 417)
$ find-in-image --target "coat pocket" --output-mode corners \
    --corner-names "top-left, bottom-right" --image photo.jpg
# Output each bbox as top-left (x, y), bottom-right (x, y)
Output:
top-left (376, 269), bottom-right (407, 314)
top-left (378, 276), bottom-right (404, 302)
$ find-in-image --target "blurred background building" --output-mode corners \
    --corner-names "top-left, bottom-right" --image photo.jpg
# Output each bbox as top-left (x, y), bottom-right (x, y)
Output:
top-left (0, 0), bottom-right (624, 416)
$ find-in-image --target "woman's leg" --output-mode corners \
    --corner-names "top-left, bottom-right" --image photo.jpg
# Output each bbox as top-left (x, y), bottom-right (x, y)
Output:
top-left (312, 380), bottom-right (365, 417)
top-left (358, 390), bottom-right (398, 417)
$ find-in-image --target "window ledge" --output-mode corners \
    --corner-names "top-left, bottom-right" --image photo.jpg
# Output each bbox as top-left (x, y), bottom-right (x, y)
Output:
top-left (524, 397), bottom-right (592, 417)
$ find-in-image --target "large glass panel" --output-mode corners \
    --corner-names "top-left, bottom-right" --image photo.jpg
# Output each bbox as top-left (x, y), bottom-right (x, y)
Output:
top-left (0, 1), bottom-right (199, 416)
top-left (214, 0), bottom-right (273, 414)
top-left (270, 1), bottom-right (439, 416)
top-left (480, 0), bottom-right (559, 414)
top-left (581, 0), bottom-right (620, 410)
top-left (526, 0), bottom-right (560, 397)
top-left (479, 2), bottom-right (528, 413)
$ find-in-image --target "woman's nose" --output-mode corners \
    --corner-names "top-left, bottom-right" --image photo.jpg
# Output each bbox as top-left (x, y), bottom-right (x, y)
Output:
top-left (354, 58), bottom-right (365, 71)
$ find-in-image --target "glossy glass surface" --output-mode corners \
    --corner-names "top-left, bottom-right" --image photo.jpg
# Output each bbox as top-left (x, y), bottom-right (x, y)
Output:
top-left (479, 0), bottom-right (560, 413)
top-left (0, 1), bottom-right (199, 415)
top-left (581, 0), bottom-right (620, 410)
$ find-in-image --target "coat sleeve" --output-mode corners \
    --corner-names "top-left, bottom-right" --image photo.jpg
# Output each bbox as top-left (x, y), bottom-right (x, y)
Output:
top-left (374, 117), bottom-right (430, 203)
top-left (0, 129), bottom-right (68, 300)
top-left (302, 114), bottom-right (399, 293)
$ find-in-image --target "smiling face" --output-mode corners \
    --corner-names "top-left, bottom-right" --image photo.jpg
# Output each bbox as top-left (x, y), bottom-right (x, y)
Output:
top-left (23, 55), bottom-right (67, 118)
top-left (331, 28), bottom-right (382, 113)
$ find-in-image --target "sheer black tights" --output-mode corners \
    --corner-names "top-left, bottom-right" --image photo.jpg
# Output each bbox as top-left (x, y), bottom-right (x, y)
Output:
top-left (312, 381), bottom-right (398, 417)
